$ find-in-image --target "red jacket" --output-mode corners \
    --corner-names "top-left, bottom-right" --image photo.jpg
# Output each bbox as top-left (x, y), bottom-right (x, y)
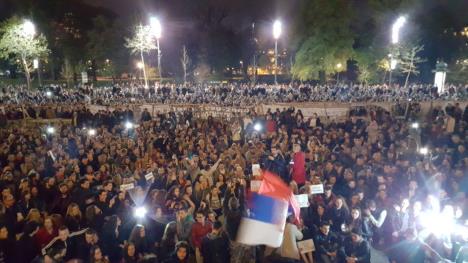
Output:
top-left (191, 221), bottom-right (212, 248)
top-left (35, 227), bottom-right (57, 248)
top-left (291, 152), bottom-right (306, 184)
top-left (266, 120), bottom-right (277, 133)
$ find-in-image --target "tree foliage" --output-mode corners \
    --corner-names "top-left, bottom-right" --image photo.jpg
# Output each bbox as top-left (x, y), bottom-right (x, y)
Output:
top-left (399, 44), bottom-right (425, 88)
top-left (0, 16), bottom-right (50, 88)
top-left (87, 16), bottom-right (127, 77)
top-left (125, 24), bottom-right (156, 55)
top-left (291, 0), bottom-right (355, 81)
top-left (181, 45), bottom-right (191, 84)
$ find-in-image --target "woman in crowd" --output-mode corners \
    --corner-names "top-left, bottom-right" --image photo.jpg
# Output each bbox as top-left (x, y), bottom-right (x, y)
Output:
top-left (121, 242), bottom-right (138, 263)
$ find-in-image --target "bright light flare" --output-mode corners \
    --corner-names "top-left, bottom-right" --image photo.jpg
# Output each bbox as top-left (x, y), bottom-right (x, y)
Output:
top-left (45, 91), bottom-right (52, 97)
top-left (273, 20), bottom-right (282, 39)
top-left (125, 121), bottom-right (134, 130)
top-left (391, 16), bottom-right (406, 44)
top-left (253, 123), bottom-right (262, 132)
top-left (46, 127), bottom-right (55, 134)
top-left (134, 206), bottom-right (147, 218)
top-left (419, 147), bottom-right (429, 155)
top-left (23, 20), bottom-right (35, 37)
top-left (136, 62), bottom-right (144, 69)
top-left (150, 17), bottom-right (162, 39)
top-left (88, 129), bottom-right (96, 136)
top-left (411, 122), bottom-right (419, 129)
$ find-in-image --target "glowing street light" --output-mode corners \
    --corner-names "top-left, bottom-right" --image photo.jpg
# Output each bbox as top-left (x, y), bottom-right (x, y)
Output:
top-left (150, 17), bottom-right (162, 82)
top-left (389, 16), bottom-right (406, 87)
top-left (273, 20), bottom-right (282, 40)
top-left (137, 62), bottom-right (144, 69)
top-left (272, 20), bottom-right (282, 85)
top-left (22, 20), bottom-right (36, 37)
top-left (391, 16), bottom-right (406, 44)
top-left (411, 122), bottom-right (419, 129)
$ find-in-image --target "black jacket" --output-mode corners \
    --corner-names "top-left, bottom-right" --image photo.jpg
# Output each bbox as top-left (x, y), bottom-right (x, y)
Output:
top-left (314, 231), bottom-right (340, 256)
top-left (340, 239), bottom-right (371, 263)
top-left (201, 232), bottom-right (230, 263)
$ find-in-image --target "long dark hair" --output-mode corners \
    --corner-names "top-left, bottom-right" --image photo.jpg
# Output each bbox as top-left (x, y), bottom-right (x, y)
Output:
top-left (122, 242), bottom-right (137, 262)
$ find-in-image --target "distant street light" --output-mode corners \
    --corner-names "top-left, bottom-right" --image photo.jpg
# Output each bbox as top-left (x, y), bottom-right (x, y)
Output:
top-left (273, 20), bottom-right (282, 85)
top-left (389, 16), bottom-right (406, 87)
top-left (150, 17), bottom-right (162, 82)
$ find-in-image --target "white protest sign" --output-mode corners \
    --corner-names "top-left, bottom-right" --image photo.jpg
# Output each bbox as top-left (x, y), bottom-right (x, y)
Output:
top-left (252, 164), bottom-right (261, 176)
top-left (145, 172), bottom-right (154, 182)
top-left (310, 184), bottom-right (324, 194)
top-left (297, 239), bottom-right (315, 253)
top-left (295, 194), bottom-right (309, 208)
top-left (120, 183), bottom-right (135, 191)
top-left (250, 180), bottom-right (262, 192)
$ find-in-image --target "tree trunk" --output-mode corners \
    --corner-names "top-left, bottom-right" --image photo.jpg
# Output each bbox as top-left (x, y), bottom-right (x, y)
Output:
top-left (140, 50), bottom-right (148, 88)
top-left (404, 55), bottom-right (413, 89)
top-left (21, 55), bottom-right (31, 89)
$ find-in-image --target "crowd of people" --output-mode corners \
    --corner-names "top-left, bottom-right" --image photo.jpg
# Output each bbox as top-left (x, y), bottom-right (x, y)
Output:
top-left (0, 82), bottom-right (466, 106)
top-left (0, 84), bottom-right (467, 263)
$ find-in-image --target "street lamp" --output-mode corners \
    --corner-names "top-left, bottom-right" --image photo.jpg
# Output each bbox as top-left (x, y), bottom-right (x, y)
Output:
top-left (389, 16), bottom-right (406, 87)
top-left (150, 17), bottom-right (162, 82)
top-left (273, 20), bottom-right (282, 85)
top-left (392, 16), bottom-right (406, 44)
top-left (22, 20), bottom-right (36, 37)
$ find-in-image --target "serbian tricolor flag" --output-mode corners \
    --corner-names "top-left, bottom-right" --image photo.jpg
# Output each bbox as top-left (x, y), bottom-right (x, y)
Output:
top-left (237, 171), bottom-right (300, 247)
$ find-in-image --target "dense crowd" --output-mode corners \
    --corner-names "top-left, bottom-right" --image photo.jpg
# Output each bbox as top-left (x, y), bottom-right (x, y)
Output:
top-left (0, 82), bottom-right (466, 106)
top-left (0, 90), bottom-right (467, 263)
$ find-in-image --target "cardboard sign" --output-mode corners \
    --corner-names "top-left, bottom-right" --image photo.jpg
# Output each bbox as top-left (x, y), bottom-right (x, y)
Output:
top-left (120, 183), bottom-right (135, 191)
top-left (297, 239), bottom-right (315, 253)
top-left (250, 180), bottom-right (262, 192)
top-left (310, 184), bottom-right (324, 194)
top-left (145, 172), bottom-right (154, 181)
top-left (252, 164), bottom-right (261, 176)
top-left (295, 194), bottom-right (309, 208)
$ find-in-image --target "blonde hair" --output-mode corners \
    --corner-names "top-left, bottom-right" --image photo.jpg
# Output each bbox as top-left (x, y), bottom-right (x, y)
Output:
top-left (26, 208), bottom-right (43, 224)
top-left (66, 203), bottom-right (82, 219)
